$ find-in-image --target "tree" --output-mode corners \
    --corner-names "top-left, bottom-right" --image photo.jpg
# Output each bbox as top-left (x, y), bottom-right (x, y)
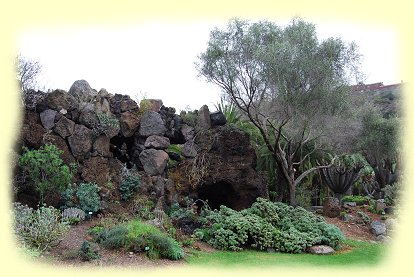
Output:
top-left (16, 55), bottom-right (43, 108)
top-left (197, 18), bottom-right (362, 205)
top-left (359, 111), bottom-right (400, 193)
top-left (18, 144), bottom-right (74, 205)
top-left (16, 55), bottom-right (42, 92)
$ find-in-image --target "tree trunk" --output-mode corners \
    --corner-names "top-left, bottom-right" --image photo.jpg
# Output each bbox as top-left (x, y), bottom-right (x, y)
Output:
top-left (288, 179), bottom-right (297, 207)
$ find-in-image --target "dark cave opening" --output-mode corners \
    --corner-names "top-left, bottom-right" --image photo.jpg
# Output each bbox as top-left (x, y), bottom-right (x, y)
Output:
top-left (197, 181), bottom-right (239, 210)
top-left (109, 135), bottom-right (135, 168)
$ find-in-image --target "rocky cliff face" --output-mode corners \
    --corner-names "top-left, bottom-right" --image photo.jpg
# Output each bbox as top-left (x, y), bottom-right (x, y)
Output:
top-left (16, 80), bottom-right (268, 211)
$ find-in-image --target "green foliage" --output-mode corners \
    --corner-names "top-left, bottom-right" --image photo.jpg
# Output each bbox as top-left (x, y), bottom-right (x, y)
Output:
top-left (341, 195), bottom-right (370, 205)
top-left (79, 240), bottom-right (100, 261)
top-left (94, 112), bottom-right (120, 136)
top-left (96, 219), bottom-right (184, 260)
top-left (214, 99), bottom-right (241, 124)
top-left (382, 183), bottom-right (399, 206)
top-left (359, 112), bottom-right (399, 162)
top-left (144, 233), bottom-right (184, 260)
top-left (356, 211), bottom-right (371, 225)
top-left (180, 110), bottom-right (198, 127)
top-left (101, 225), bottom-right (129, 249)
top-left (120, 167), bottom-right (141, 201)
top-left (76, 183), bottom-right (101, 214)
top-left (13, 202), bottom-right (69, 252)
top-left (18, 144), bottom-right (73, 204)
top-left (197, 198), bottom-right (344, 253)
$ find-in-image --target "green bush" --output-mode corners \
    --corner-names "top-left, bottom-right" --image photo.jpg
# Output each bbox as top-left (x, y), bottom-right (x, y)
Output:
top-left (101, 225), bottom-right (129, 249)
top-left (13, 202), bottom-right (69, 252)
top-left (145, 233), bottom-right (184, 260)
top-left (382, 183), bottom-right (399, 206)
top-left (79, 240), bottom-right (100, 261)
top-left (341, 195), bottom-right (369, 205)
top-left (120, 167), bottom-right (141, 201)
top-left (76, 183), bottom-right (101, 214)
top-left (357, 211), bottom-right (371, 224)
top-left (97, 219), bottom-right (184, 260)
top-left (196, 198), bottom-right (344, 253)
top-left (60, 183), bottom-right (101, 215)
top-left (18, 144), bottom-right (74, 204)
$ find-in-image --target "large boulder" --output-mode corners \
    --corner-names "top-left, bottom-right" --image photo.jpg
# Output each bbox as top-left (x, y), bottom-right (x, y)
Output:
top-left (21, 111), bottom-right (46, 148)
top-left (371, 221), bottom-right (387, 236)
top-left (138, 111), bottom-right (166, 137)
top-left (141, 99), bottom-right (163, 112)
top-left (67, 124), bottom-right (94, 161)
top-left (119, 111), bottom-right (140, 137)
top-left (323, 197), bottom-right (341, 218)
top-left (53, 116), bottom-right (75, 138)
top-left (210, 111), bottom-right (227, 127)
top-left (180, 124), bottom-right (194, 142)
top-left (39, 109), bottom-right (57, 129)
top-left (109, 94), bottom-right (138, 114)
top-left (180, 125), bottom-right (268, 211)
top-left (81, 156), bottom-right (111, 187)
top-left (307, 245), bottom-right (335, 255)
top-left (42, 89), bottom-right (78, 112)
top-left (144, 135), bottom-right (170, 150)
top-left (182, 141), bottom-right (199, 158)
top-left (139, 149), bottom-right (169, 176)
top-left (159, 106), bottom-right (184, 144)
top-left (92, 135), bottom-right (112, 157)
top-left (68, 80), bottom-right (97, 102)
top-left (79, 109), bottom-right (99, 129)
top-left (197, 105), bottom-right (211, 130)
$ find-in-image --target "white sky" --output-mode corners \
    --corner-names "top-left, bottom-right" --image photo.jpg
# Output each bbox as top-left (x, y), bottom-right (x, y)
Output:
top-left (18, 19), bottom-right (400, 112)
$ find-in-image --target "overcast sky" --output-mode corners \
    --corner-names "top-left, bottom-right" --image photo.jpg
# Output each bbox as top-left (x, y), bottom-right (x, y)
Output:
top-left (18, 19), bottom-right (400, 112)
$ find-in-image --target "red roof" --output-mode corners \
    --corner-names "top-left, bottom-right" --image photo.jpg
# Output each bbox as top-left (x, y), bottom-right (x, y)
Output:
top-left (351, 82), bottom-right (402, 93)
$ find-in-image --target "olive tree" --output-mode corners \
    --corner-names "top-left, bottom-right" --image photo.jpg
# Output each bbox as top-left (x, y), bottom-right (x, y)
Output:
top-left (359, 111), bottom-right (400, 192)
top-left (197, 18), bottom-right (362, 205)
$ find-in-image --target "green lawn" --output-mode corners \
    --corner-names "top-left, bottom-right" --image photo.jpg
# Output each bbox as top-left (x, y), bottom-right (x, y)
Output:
top-left (186, 240), bottom-right (386, 268)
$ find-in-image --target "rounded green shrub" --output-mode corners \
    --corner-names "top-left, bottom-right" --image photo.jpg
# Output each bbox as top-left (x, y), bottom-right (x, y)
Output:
top-left (197, 198), bottom-right (345, 253)
top-left (18, 144), bottom-right (74, 204)
top-left (76, 183), bottom-right (101, 214)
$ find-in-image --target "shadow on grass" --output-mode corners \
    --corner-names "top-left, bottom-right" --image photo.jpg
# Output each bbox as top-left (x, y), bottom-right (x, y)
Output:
top-left (185, 240), bottom-right (386, 268)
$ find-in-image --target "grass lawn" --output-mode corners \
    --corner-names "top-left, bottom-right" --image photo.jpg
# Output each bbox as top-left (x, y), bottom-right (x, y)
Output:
top-left (186, 240), bottom-right (386, 268)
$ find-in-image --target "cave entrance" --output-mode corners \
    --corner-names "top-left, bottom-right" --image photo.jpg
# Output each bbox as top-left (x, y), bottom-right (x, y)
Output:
top-left (197, 181), bottom-right (238, 210)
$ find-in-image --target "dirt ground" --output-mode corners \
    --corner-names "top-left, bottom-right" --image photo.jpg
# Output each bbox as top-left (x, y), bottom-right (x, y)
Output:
top-left (40, 204), bottom-right (389, 267)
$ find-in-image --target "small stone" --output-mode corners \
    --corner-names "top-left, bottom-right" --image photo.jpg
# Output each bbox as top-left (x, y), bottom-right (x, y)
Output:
top-left (307, 245), bottom-right (335, 255)
top-left (343, 201), bottom-right (356, 207)
top-left (370, 221), bottom-right (387, 236)
top-left (375, 199), bottom-right (386, 213)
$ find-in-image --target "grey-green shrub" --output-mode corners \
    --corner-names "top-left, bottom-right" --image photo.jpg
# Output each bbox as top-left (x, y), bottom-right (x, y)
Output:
top-left (76, 183), bottom-right (101, 214)
top-left (119, 170), bottom-right (141, 201)
top-left (197, 198), bottom-right (344, 253)
top-left (13, 202), bottom-right (69, 252)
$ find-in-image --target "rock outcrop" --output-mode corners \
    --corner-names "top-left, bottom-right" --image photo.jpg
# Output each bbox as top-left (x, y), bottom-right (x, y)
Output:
top-left (17, 80), bottom-right (269, 212)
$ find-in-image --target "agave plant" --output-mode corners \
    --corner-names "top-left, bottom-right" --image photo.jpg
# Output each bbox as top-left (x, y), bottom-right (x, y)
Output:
top-left (321, 155), bottom-right (365, 202)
